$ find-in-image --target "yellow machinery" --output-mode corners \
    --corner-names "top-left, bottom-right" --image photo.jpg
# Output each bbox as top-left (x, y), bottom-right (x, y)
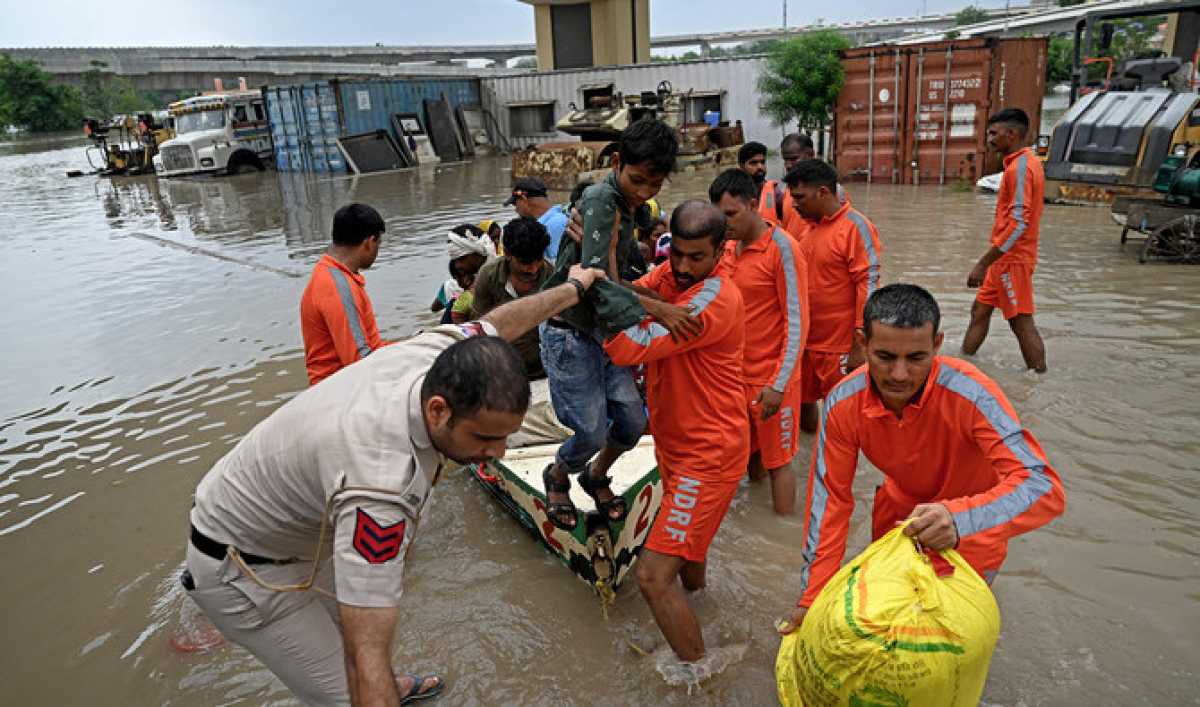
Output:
top-left (83, 112), bottom-right (174, 176)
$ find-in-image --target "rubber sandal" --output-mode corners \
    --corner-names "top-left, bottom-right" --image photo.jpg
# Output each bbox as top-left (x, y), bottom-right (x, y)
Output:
top-left (579, 464), bottom-right (628, 522)
top-left (542, 464), bottom-right (579, 531)
top-left (399, 673), bottom-right (444, 704)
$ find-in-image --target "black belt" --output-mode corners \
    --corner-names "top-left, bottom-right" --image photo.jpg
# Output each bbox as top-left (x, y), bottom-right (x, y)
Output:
top-left (546, 318), bottom-right (575, 330)
top-left (190, 524), bottom-right (286, 565)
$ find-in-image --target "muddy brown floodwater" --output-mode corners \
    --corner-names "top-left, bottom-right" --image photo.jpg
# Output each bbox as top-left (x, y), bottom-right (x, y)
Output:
top-left (1, 133), bottom-right (1197, 706)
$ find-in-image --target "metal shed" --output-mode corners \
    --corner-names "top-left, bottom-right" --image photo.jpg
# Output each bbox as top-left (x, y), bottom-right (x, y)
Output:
top-left (481, 57), bottom-right (783, 150)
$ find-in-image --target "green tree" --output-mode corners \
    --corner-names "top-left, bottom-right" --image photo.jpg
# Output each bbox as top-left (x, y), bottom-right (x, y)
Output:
top-left (757, 30), bottom-right (852, 131)
top-left (0, 54), bottom-right (84, 131)
top-left (512, 57), bottom-right (537, 69)
top-left (954, 5), bottom-right (990, 26)
top-left (1046, 35), bottom-right (1073, 86)
top-left (81, 61), bottom-right (158, 118)
top-left (1057, 0), bottom-right (1085, 6)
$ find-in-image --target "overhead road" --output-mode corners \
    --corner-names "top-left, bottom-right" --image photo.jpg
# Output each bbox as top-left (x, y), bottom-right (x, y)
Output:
top-left (890, 0), bottom-right (1193, 43)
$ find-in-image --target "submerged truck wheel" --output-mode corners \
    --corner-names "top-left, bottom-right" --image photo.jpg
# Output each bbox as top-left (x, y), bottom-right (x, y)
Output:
top-left (226, 151), bottom-right (264, 176)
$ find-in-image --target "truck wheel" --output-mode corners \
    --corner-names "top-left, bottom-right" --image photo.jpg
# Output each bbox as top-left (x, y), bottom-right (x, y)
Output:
top-left (227, 153), bottom-right (264, 176)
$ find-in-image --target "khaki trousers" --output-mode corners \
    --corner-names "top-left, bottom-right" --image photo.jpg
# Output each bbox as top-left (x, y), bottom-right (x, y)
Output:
top-left (184, 543), bottom-right (350, 706)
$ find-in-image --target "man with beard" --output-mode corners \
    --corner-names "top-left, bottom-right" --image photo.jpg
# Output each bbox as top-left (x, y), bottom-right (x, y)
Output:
top-left (604, 200), bottom-right (749, 663)
top-left (471, 217), bottom-right (553, 378)
top-left (182, 264), bottom-right (607, 706)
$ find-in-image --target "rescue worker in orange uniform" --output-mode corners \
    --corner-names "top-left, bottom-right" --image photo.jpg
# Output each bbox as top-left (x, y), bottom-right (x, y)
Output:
top-left (300, 203), bottom-right (390, 386)
top-left (709, 169), bottom-right (809, 515)
top-left (964, 108), bottom-right (1048, 373)
top-left (786, 160), bottom-right (883, 434)
top-left (604, 200), bottom-right (748, 664)
top-left (739, 139), bottom-right (811, 242)
top-left (779, 284), bottom-right (1065, 632)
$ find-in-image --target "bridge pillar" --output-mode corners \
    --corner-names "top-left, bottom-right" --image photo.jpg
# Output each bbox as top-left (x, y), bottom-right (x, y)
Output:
top-left (699, 40), bottom-right (713, 57)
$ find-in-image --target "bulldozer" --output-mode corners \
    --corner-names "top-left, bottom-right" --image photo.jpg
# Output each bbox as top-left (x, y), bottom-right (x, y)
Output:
top-left (1043, 1), bottom-right (1200, 204)
top-left (511, 80), bottom-right (744, 191)
top-left (82, 112), bottom-right (174, 177)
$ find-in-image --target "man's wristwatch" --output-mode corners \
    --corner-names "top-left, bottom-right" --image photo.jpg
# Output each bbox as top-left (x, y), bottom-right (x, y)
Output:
top-left (566, 277), bottom-right (587, 301)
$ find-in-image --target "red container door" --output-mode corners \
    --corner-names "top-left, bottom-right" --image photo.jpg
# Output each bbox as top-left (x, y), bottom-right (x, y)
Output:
top-left (835, 49), bottom-right (908, 183)
top-left (905, 44), bottom-right (994, 185)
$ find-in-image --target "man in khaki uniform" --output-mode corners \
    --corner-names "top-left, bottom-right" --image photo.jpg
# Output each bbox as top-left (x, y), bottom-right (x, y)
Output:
top-left (183, 264), bottom-right (606, 706)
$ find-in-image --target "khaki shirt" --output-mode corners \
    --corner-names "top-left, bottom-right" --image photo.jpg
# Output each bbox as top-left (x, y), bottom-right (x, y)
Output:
top-left (190, 322), bottom-right (496, 607)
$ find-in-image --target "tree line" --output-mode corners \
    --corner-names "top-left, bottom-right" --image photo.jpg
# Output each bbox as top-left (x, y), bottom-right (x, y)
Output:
top-left (0, 55), bottom-right (164, 132)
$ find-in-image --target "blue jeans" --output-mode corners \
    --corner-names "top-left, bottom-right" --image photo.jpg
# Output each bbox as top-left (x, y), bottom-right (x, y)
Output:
top-left (539, 322), bottom-right (646, 474)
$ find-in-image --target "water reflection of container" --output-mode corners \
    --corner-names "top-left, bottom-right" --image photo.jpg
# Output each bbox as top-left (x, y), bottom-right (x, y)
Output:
top-left (834, 37), bottom-right (1047, 185)
top-left (703, 110), bottom-right (721, 128)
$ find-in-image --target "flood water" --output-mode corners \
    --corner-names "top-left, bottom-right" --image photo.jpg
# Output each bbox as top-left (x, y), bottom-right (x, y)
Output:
top-left (1, 133), bottom-right (1197, 706)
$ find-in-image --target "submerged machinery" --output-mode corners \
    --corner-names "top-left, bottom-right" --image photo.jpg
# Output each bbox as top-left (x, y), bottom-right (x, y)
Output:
top-left (82, 113), bottom-right (173, 177)
top-left (511, 80), bottom-right (744, 190)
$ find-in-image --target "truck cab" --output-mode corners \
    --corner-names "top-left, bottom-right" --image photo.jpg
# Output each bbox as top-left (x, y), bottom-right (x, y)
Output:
top-left (153, 90), bottom-right (272, 177)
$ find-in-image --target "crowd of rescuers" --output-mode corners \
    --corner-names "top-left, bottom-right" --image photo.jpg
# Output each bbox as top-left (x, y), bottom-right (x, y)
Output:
top-left (194, 108), bottom-right (1061, 704)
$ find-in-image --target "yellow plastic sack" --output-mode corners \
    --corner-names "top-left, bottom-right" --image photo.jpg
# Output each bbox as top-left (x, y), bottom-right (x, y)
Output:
top-left (776, 525), bottom-right (1001, 707)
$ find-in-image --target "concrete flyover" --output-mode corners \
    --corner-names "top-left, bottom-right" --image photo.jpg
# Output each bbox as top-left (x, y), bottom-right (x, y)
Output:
top-left (892, 0), bottom-right (1191, 42)
top-left (1, 7), bottom-right (1035, 93)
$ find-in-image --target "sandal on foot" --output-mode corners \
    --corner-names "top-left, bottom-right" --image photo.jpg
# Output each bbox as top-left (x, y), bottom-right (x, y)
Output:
top-left (579, 465), bottom-right (628, 522)
top-left (399, 673), bottom-right (443, 704)
top-left (542, 465), bottom-right (579, 531)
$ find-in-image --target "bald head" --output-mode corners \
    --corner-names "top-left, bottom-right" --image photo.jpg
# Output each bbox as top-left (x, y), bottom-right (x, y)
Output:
top-left (667, 200), bottom-right (726, 290)
top-left (670, 199), bottom-right (727, 248)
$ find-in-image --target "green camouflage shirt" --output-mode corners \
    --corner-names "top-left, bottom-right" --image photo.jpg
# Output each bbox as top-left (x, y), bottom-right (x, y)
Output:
top-left (541, 170), bottom-right (650, 336)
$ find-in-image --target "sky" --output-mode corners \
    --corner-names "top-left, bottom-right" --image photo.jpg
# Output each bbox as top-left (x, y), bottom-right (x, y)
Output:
top-left (0, 0), bottom-right (1014, 48)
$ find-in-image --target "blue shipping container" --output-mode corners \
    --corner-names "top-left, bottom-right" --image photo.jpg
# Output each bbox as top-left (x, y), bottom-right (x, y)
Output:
top-left (263, 77), bottom-right (481, 173)
top-left (263, 83), bottom-right (346, 173)
top-left (335, 78), bottom-right (480, 137)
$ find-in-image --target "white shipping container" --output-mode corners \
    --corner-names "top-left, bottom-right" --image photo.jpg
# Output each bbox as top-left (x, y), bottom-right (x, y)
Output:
top-left (481, 57), bottom-right (787, 151)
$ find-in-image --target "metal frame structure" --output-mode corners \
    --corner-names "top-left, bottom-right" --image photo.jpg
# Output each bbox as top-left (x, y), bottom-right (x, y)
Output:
top-left (1070, 0), bottom-right (1200, 102)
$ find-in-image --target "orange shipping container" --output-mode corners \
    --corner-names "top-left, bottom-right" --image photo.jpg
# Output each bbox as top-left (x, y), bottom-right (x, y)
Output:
top-left (835, 37), bottom-right (1047, 185)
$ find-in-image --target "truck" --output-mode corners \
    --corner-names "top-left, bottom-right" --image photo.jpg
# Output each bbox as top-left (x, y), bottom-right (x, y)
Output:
top-left (153, 85), bottom-right (273, 178)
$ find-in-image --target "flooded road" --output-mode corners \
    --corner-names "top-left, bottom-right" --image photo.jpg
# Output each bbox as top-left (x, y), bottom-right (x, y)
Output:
top-left (1, 135), bottom-right (1197, 705)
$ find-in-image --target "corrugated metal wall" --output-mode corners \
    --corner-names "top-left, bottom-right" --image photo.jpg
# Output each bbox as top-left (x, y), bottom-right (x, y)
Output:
top-left (335, 78), bottom-right (480, 136)
top-left (263, 77), bottom-right (481, 172)
top-left (481, 57), bottom-right (784, 149)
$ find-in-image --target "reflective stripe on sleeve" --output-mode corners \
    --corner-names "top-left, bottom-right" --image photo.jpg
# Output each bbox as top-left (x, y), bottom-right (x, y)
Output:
top-left (328, 267), bottom-right (372, 358)
top-left (936, 364), bottom-right (1055, 537)
top-left (797, 372), bottom-right (867, 597)
top-left (770, 228), bottom-right (803, 391)
top-left (847, 210), bottom-right (881, 298)
top-left (1000, 153), bottom-right (1028, 253)
top-left (620, 276), bottom-right (722, 348)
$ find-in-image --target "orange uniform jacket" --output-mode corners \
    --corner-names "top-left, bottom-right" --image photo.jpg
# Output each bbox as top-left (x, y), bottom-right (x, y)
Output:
top-left (802, 202), bottom-right (883, 353)
top-left (723, 225), bottom-right (809, 391)
top-left (797, 356), bottom-right (1065, 607)
top-left (758, 179), bottom-right (810, 242)
top-left (604, 262), bottom-right (749, 479)
top-left (990, 146), bottom-right (1043, 265)
top-left (300, 254), bottom-right (387, 386)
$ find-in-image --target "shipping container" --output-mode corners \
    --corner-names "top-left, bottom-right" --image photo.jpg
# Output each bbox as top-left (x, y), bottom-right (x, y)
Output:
top-left (263, 77), bottom-right (481, 172)
top-left (835, 37), bottom-right (1047, 185)
top-left (263, 83), bottom-right (346, 173)
top-left (481, 57), bottom-right (782, 151)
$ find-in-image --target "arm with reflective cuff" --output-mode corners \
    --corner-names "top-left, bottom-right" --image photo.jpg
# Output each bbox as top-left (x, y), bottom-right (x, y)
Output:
top-left (991, 159), bottom-right (1034, 254)
top-left (604, 278), bottom-right (732, 365)
top-left (941, 386), bottom-right (1065, 547)
top-left (767, 235), bottom-right (807, 391)
top-left (846, 215), bottom-right (883, 331)
top-left (797, 401), bottom-right (861, 608)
